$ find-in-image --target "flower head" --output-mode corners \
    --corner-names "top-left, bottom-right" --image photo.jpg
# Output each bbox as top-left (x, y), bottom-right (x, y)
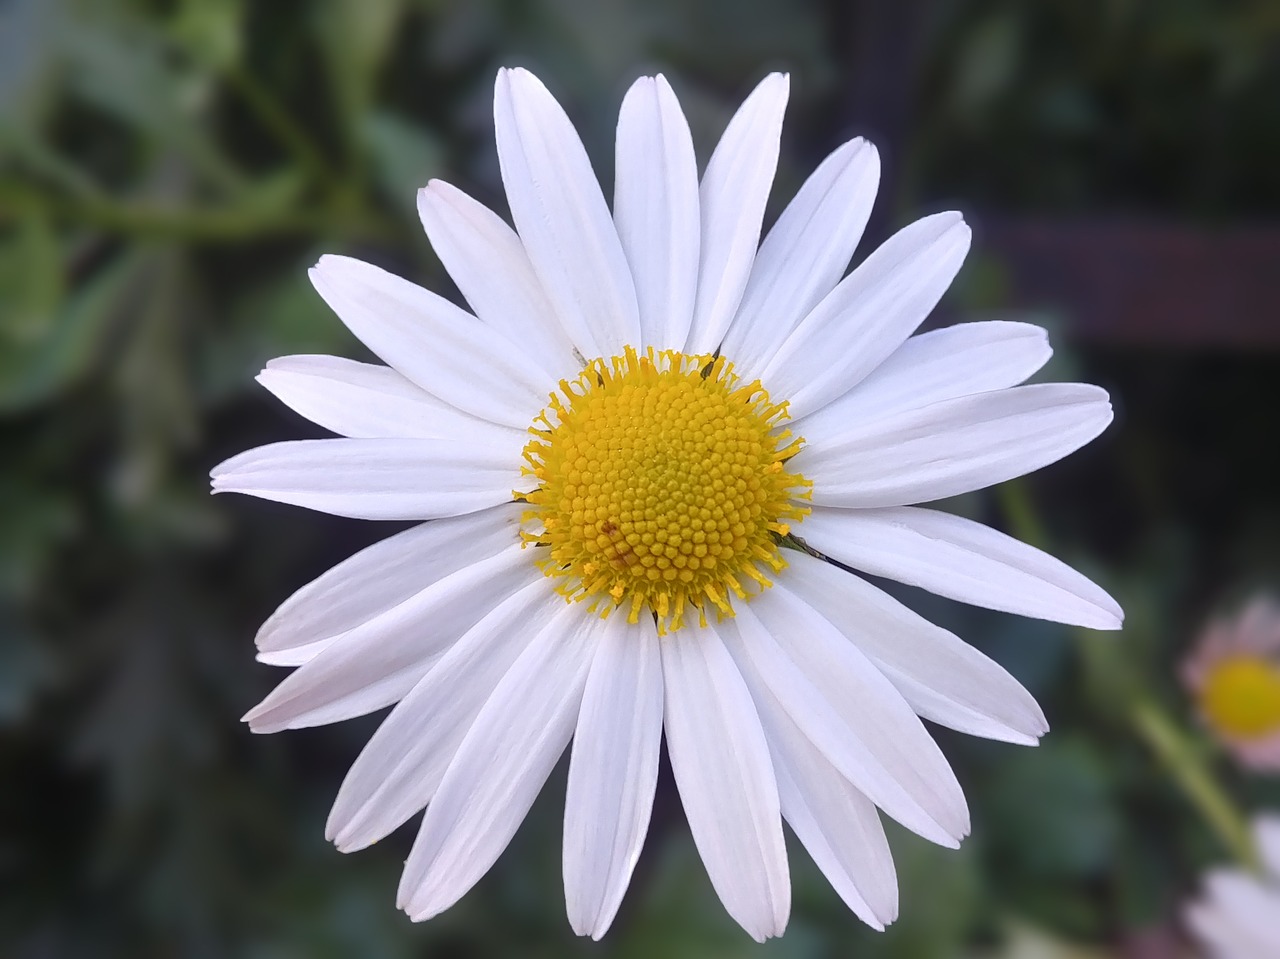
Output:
top-left (212, 67), bottom-right (1122, 940)
top-left (1185, 814), bottom-right (1280, 958)
top-left (1183, 595), bottom-right (1280, 771)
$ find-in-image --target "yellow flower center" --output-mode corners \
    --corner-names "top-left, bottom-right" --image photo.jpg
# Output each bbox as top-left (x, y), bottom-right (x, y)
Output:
top-left (519, 346), bottom-right (811, 634)
top-left (1200, 655), bottom-right (1280, 740)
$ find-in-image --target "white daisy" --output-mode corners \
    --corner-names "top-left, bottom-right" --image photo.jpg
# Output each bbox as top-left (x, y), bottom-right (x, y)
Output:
top-left (212, 67), bottom-right (1123, 941)
top-left (1186, 815), bottom-right (1280, 958)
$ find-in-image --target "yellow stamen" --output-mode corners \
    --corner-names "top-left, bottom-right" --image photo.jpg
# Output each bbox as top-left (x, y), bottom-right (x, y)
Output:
top-left (1200, 654), bottom-right (1280, 739)
top-left (518, 346), bottom-right (810, 634)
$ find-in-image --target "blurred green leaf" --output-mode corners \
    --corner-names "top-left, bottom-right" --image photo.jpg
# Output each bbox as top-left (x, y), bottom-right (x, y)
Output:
top-left (169, 0), bottom-right (246, 72)
top-left (0, 211), bottom-right (64, 340)
top-left (360, 111), bottom-right (445, 206)
top-left (878, 830), bottom-right (983, 959)
top-left (61, 14), bottom-right (244, 194)
top-left (198, 261), bottom-right (352, 404)
top-left (0, 0), bottom-right (61, 126)
top-left (984, 737), bottom-right (1121, 880)
top-left (952, 12), bottom-right (1022, 115)
top-left (313, 0), bottom-right (406, 148)
top-left (0, 248), bottom-right (148, 412)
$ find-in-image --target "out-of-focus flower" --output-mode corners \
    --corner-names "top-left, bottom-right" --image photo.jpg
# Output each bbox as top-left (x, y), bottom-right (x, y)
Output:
top-left (1185, 815), bottom-right (1280, 958)
top-left (212, 67), bottom-right (1122, 939)
top-left (1183, 596), bottom-right (1280, 770)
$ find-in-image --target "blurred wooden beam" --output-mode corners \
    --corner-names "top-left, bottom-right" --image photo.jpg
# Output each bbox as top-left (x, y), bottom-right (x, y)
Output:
top-left (982, 218), bottom-right (1280, 349)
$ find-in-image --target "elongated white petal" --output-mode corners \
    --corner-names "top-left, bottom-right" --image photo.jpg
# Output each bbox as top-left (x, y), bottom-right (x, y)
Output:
top-left (1257, 815), bottom-right (1280, 879)
top-left (752, 683), bottom-right (897, 929)
top-left (727, 597), bottom-right (969, 846)
top-left (256, 504), bottom-right (523, 661)
top-left (1200, 871), bottom-right (1280, 945)
top-left (257, 354), bottom-right (524, 444)
top-left (326, 578), bottom-right (558, 851)
top-left (801, 506), bottom-right (1122, 630)
top-left (564, 615), bottom-right (664, 939)
top-left (660, 623), bottom-right (789, 942)
top-left (722, 137), bottom-right (880, 374)
top-left (417, 180), bottom-right (578, 380)
top-left (613, 75), bottom-right (700, 352)
top-left (793, 321), bottom-right (1052, 431)
top-left (309, 255), bottom-right (546, 427)
top-left (257, 636), bottom-right (337, 667)
top-left (1187, 899), bottom-right (1278, 958)
top-left (685, 73), bottom-right (789, 354)
top-left (782, 553), bottom-right (1048, 744)
top-left (795, 383), bottom-right (1114, 508)
top-left (398, 604), bottom-right (599, 921)
top-left (494, 67), bottom-right (639, 357)
top-left (762, 213), bottom-right (970, 420)
top-left (210, 437), bottom-right (524, 521)
top-left (242, 547), bottom-right (539, 733)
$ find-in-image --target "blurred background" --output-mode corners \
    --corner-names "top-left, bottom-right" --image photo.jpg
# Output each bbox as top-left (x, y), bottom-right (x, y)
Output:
top-left (2, 0), bottom-right (1279, 956)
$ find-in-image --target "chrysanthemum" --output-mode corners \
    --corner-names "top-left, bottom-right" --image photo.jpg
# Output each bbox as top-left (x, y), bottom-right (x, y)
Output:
top-left (1185, 814), bottom-right (1280, 958)
top-left (1183, 596), bottom-right (1280, 771)
top-left (212, 68), bottom-right (1122, 940)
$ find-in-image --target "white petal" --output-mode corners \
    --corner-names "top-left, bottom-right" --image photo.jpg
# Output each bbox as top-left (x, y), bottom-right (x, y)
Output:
top-left (1201, 871), bottom-right (1280, 946)
top-left (782, 552), bottom-right (1048, 745)
top-left (685, 73), bottom-right (789, 355)
top-left (494, 67), bottom-right (639, 357)
top-left (397, 603), bottom-right (599, 921)
top-left (210, 437), bottom-right (524, 521)
top-left (762, 212), bottom-right (970, 420)
top-left (256, 637), bottom-right (336, 668)
top-left (564, 615), bottom-right (664, 939)
top-left (257, 354), bottom-right (524, 444)
top-left (660, 623), bottom-right (789, 942)
top-left (753, 686), bottom-right (897, 929)
top-left (309, 254), bottom-right (547, 427)
top-left (1257, 815), bottom-right (1280, 879)
top-left (1187, 894), bottom-right (1278, 958)
top-left (800, 506), bottom-right (1123, 630)
top-left (795, 383), bottom-right (1114, 508)
top-left (613, 75), bottom-right (700, 351)
top-left (242, 547), bottom-right (539, 733)
top-left (721, 137), bottom-right (880, 374)
top-left (326, 578), bottom-right (559, 852)
top-left (256, 504), bottom-right (523, 661)
top-left (793, 320), bottom-right (1052, 432)
top-left (726, 597), bottom-right (969, 846)
top-left (416, 180), bottom-right (578, 381)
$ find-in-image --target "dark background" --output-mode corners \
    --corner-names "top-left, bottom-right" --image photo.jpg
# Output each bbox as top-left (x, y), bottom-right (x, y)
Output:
top-left (2, 0), bottom-right (1279, 956)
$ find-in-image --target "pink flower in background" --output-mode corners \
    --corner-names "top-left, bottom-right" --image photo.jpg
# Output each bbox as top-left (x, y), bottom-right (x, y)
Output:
top-left (1183, 596), bottom-right (1280, 771)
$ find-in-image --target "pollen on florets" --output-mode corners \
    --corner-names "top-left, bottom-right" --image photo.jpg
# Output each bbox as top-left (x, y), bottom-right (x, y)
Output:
top-left (517, 345), bottom-right (811, 634)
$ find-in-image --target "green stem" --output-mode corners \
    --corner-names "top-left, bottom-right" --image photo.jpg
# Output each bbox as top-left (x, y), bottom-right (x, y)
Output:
top-left (0, 184), bottom-right (399, 245)
top-left (223, 64), bottom-right (345, 193)
top-left (1131, 699), bottom-right (1256, 868)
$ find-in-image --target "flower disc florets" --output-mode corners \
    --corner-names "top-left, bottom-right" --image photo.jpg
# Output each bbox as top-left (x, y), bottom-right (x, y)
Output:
top-left (520, 346), bottom-right (811, 633)
top-left (1200, 655), bottom-right (1280, 740)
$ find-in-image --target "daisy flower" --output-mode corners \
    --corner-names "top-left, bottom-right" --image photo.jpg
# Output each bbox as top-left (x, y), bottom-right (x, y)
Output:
top-left (1186, 814), bottom-right (1280, 957)
top-left (212, 67), bottom-right (1123, 940)
top-left (1182, 595), bottom-right (1280, 771)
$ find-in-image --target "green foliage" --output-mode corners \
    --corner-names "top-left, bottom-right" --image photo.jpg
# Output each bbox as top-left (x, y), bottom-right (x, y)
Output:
top-left (1, 1), bottom-right (1277, 957)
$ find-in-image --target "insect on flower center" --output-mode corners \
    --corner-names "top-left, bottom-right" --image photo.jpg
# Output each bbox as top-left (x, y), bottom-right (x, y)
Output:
top-left (1200, 655), bottom-right (1280, 739)
top-left (518, 346), bottom-right (811, 634)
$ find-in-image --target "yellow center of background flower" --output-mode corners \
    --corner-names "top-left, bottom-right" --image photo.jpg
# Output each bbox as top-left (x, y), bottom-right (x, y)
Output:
top-left (1200, 655), bottom-right (1280, 739)
top-left (520, 346), bottom-right (811, 634)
